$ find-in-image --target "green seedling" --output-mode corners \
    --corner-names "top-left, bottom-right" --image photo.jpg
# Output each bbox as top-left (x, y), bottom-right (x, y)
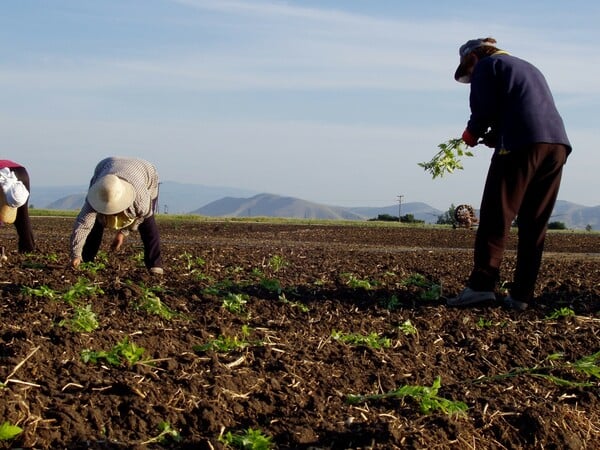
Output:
top-left (419, 138), bottom-right (474, 179)
top-left (62, 278), bottom-right (104, 306)
top-left (347, 376), bottom-right (467, 416)
top-left (219, 427), bottom-right (273, 450)
top-left (343, 274), bottom-right (374, 290)
top-left (476, 317), bottom-right (494, 328)
top-left (267, 255), bottom-right (286, 273)
top-left (0, 421), bottom-right (23, 441)
top-left (81, 337), bottom-right (147, 367)
top-left (59, 304), bottom-right (99, 332)
top-left (193, 335), bottom-right (250, 353)
top-left (79, 261), bottom-right (106, 275)
top-left (545, 307), bottom-right (575, 320)
top-left (260, 277), bottom-right (282, 294)
top-left (21, 252), bottom-right (59, 268)
top-left (398, 319), bottom-right (417, 336)
top-left (131, 282), bottom-right (177, 320)
top-left (141, 421), bottom-right (181, 445)
top-left (380, 295), bottom-right (401, 311)
top-left (22, 279), bottom-right (103, 307)
top-left (474, 352), bottom-right (600, 387)
top-left (45, 253), bottom-right (59, 263)
top-left (222, 293), bottom-right (248, 314)
top-left (202, 279), bottom-right (235, 296)
top-left (227, 265), bottom-right (245, 275)
top-left (401, 273), bottom-right (441, 300)
top-left (193, 327), bottom-right (257, 353)
top-left (278, 293), bottom-right (309, 312)
top-left (401, 273), bottom-right (430, 287)
top-left (95, 250), bottom-right (109, 263)
top-left (570, 351), bottom-right (600, 380)
top-left (132, 251), bottom-right (145, 267)
top-left (179, 251), bottom-right (206, 272)
top-left (332, 330), bottom-right (391, 349)
top-left (21, 285), bottom-right (57, 300)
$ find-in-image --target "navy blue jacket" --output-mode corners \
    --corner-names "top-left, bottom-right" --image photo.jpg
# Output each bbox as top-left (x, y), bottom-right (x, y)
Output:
top-left (467, 53), bottom-right (571, 153)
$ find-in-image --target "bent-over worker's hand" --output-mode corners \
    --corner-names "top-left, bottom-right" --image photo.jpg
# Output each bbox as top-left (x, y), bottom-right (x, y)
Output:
top-left (111, 231), bottom-right (125, 252)
top-left (71, 257), bottom-right (82, 269)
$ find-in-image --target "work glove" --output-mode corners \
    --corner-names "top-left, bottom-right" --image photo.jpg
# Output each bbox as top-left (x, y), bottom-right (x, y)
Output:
top-left (461, 129), bottom-right (478, 147)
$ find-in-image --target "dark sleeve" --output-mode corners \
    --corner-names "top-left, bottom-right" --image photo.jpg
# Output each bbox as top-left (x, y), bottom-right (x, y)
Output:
top-left (467, 59), bottom-right (500, 137)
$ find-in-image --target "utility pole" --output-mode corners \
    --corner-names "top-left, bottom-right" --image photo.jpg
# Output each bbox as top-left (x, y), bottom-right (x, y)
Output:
top-left (397, 195), bottom-right (404, 223)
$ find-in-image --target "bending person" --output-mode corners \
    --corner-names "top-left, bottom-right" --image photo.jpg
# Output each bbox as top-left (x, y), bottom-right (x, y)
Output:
top-left (70, 157), bottom-right (163, 275)
top-left (0, 160), bottom-right (35, 253)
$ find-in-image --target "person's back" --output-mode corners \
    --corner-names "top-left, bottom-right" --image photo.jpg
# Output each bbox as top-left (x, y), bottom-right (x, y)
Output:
top-left (469, 53), bottom-right (570, 153)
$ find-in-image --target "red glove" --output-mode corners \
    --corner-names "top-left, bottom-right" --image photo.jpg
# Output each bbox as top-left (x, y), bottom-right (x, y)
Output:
top-left (461, 129), bottom-right (478, 147)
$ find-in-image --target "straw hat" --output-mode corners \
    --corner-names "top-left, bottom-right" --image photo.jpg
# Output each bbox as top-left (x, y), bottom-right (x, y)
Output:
top-left (0, 191), bottom-right (17, 224)
top-left (87, 174), bottom-right (135, 215)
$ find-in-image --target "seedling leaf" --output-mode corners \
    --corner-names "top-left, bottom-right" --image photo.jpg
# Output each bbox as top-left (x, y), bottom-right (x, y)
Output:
top-left (0, 421), bottom-right (23, 441)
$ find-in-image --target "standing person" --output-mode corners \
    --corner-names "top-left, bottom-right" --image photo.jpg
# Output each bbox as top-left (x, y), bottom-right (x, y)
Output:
top-left (70, 157), bottom-right (163, 275)
top-left (447, 37), bottom-right (571, 310)
top-left (0, 160), bottom-right (35, 253)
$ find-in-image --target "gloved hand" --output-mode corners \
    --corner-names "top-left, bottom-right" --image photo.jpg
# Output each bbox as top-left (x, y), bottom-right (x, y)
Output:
top-left (481, 130), bottom-right (498, 148)
top-left (461, 129), bottom-right (478, 147)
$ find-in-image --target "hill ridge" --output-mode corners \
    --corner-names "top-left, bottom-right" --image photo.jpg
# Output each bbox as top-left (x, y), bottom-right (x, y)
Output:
top-left (34, 182), bottom-right (599, 229)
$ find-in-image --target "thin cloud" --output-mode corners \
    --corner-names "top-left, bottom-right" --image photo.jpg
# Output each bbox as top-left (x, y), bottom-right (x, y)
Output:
top-left (1, 2), bottom-right (596, 95)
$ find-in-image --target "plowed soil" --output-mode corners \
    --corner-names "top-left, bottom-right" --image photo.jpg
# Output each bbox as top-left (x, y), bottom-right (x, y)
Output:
top-left (1, 217), bottom-right (599, 449)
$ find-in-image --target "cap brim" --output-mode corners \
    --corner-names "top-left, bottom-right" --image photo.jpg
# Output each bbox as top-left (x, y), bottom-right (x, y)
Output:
top-left (454, 63), bottom-right (471, 83)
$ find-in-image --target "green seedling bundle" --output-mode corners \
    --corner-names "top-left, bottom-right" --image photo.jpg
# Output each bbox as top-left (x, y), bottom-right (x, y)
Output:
top-left (419, 138), bottom-right (473, 179)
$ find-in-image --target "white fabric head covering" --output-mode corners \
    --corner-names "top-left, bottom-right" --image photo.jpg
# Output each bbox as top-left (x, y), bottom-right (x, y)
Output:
top-left (0, 167), bottom-right (29, 224)
top-left (87, 174), bottom-right (135, 215)
top-left (0, 167), bottom-right (29, 208)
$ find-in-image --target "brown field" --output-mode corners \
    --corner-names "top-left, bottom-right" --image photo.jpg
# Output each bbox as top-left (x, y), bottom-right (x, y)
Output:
top-left (1, 217), bottom-right (599, 449)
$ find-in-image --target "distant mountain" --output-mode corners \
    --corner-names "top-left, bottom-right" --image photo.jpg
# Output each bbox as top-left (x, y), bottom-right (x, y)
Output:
top-left (192, 193), bottom-right (366, 220)
top-left (30, 185), bottom-right (87, 210)
top-left (34, 181), bottom-right (259, 214)
top-left (46, 194), bottom-right (87, 210)
top-left (156, 181), bottom-right (259, 214)
top-left (32, 181), bottom-right (599, 229)
top-left (552, 200), bottom-right (600, 230)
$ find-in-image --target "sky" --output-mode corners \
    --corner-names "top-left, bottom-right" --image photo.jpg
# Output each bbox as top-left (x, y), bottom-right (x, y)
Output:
top-left (1, 0), bottom-right (598, 210)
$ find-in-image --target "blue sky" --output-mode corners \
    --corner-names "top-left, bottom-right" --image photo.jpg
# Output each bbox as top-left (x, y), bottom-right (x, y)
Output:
top-left (1, 0), bottom-right (598, 210)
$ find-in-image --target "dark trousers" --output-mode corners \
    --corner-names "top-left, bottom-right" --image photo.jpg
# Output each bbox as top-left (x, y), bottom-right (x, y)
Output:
top-left (468, 143), bottom-right (568, 301)
top-left (11, 166), bottom-right (36, 253)
top-left (82, 200), bottom-right (162, 269)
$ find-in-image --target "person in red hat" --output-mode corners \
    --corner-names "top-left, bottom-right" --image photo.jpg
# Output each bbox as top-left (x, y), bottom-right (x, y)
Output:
top-left (447, 38), bottom-right (571, 310)
top-left (0, 160), bottom-right (35, 253)
top-left (70, 157), bottom-right (163, 275)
